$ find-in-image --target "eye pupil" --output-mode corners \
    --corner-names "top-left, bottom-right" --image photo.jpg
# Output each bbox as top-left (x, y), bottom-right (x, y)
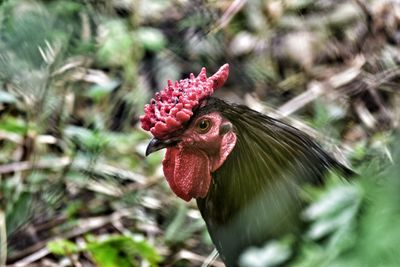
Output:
top-left (197, 119), bottom-right (211, 133)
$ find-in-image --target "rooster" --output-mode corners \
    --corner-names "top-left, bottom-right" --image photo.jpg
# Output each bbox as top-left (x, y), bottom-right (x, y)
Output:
top-left (141, 64), bottom-right (351, 266)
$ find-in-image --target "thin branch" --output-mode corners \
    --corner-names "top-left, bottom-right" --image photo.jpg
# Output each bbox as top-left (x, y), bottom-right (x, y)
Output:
top-left (201, 249), bottom-right (220, 267)
top-left (278, 56), bottom-right (364, 116)
top-left (0, 157), bottom-right (71, 174)
top-left (0, 210), bottom-right (7, 267)
top-left (0, 157), bottom-right (146, 184)
top-left (211, 0), bottom-right (247, 33)
top-left (176, 250), bottom-right (224, 267)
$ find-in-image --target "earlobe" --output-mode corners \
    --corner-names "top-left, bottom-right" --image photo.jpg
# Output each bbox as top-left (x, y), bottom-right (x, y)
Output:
top-left (211, 131), bottom-right (237, 172)
top-left (219, 122), bottom-right (233, 135)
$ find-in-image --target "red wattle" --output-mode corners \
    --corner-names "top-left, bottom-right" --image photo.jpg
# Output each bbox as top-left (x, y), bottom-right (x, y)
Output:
top-left (162, 147), bottom-right (185, 198)
top-left (163, 146), bottom-right (212, 201)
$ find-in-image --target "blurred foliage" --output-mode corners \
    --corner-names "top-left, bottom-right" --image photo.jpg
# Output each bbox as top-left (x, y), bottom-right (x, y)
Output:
top-left (48, 235), bottom-right (162, 267)
top-left (0, 0), bottom-right (399, 266)
top-left (240, 138), bottom-right (400, 267)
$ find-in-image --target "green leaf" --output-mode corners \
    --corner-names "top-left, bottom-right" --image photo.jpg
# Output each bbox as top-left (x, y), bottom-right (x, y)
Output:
top-left (239, 238), bottom-right (293, 267)
top-left (136, 27), bottom-right (166, 52)
top-left (96, 20), bottom-right (134, 66)
top-left (64, 126), bottom-right (109, 153)
top-left (47, 239), bottom-right (79, 256)
top-left (87, 235), bottom-right (162, 267)
top-left (0, 116), bottom-right (27, 134)
top-left (85, 80), bottom-right (120, 102)
top-left (165, 203), bottom-right (206, 244)
top-left (6, 192), bottom-right (33, 236)
top-left (303, 180), bottom-right (361, 240)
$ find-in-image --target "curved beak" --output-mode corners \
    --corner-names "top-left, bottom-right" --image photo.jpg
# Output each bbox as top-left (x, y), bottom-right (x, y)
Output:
top-left (145, 138), bottom-right (180, 156)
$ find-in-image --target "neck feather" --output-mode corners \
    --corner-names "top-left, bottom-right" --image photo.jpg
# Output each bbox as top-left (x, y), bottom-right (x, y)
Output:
top-left (197, 97), bottom-right (344, 222)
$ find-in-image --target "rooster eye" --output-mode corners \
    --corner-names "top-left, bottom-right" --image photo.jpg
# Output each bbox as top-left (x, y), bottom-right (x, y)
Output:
top-left (196, 119), bottom-right (211, 133)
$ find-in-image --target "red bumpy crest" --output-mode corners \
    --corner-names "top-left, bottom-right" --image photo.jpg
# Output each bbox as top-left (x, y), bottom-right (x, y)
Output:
top-left (140, 64), bottom-right (229, 139)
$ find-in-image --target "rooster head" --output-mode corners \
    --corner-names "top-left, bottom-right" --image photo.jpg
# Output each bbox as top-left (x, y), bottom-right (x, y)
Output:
top-left (140, 64), bottom-right (236, 201)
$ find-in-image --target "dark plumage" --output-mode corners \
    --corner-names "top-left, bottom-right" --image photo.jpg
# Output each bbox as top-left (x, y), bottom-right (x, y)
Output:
top-left (195, 97), bottom-right (351, 266)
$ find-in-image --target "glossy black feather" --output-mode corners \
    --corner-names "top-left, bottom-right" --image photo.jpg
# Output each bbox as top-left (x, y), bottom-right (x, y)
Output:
top-left (195, 97), bottom-right (351, 266)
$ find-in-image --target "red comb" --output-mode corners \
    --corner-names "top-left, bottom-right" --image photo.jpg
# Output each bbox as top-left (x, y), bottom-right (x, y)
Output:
top-left (140, 64), bottom-right (229, 139)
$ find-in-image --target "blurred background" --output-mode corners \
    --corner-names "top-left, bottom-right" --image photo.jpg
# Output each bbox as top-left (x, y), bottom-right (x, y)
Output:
top-left (0, 0), bottom-right (399, 266)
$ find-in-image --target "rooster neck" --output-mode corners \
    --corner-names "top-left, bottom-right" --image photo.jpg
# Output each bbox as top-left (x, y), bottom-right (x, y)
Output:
top-left (195, 97), bottom-right (349, 266)
top-left (196, 97), bottom-right (335, 219)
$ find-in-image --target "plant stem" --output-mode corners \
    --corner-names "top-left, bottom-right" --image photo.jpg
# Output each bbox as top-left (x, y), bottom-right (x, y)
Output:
top-left (0, 210), bottom-right (7, 267)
